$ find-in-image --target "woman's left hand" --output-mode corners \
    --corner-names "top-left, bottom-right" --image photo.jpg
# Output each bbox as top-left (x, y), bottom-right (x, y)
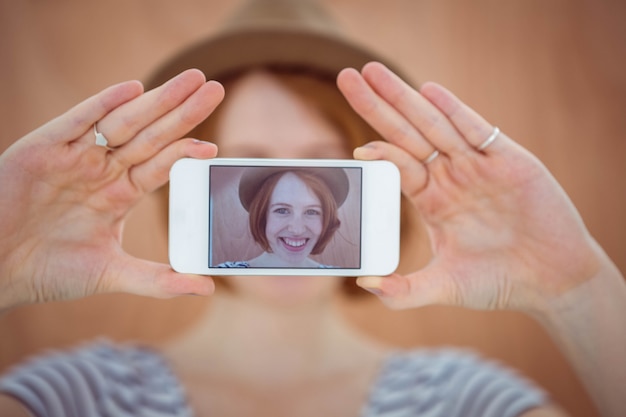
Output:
top-left (337, 62), bottom-right (604, 313)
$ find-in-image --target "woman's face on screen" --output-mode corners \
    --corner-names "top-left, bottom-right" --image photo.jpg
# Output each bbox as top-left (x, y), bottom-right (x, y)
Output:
top-left (265, 173), bottom-right (323, 265)
top-left (213, 71), bottom-right (348, 305)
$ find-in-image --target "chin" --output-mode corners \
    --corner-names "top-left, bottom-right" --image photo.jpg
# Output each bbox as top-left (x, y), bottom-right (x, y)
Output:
top-left (231, 275), bottom-right (339, 307)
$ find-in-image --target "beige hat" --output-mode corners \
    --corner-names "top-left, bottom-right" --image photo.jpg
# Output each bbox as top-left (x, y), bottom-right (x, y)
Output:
top-left (238, 167), bottom-right (350, 211)
top-left (146, 0), bottom-right (408, 88)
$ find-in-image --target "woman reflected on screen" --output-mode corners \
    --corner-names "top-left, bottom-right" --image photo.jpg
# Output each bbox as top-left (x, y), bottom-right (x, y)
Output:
top-left (217, 167), bottom-right (347, 269)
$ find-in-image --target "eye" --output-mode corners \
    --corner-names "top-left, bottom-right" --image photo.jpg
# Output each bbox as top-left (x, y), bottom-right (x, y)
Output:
top-left (273, 207), bottom-right (290, 215)
top-left (305, 209), bottom-right (322, 216)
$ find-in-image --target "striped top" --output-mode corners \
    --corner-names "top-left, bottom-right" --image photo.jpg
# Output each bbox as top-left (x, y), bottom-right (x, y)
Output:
top-left (0, 340), bottom-right (546, 417)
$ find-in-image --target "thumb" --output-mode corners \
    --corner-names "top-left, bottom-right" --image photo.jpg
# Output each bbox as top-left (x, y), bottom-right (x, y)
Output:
top-left (357, 264), bottom-right (455, 309)
top-left (103, 255), bottom-right (215, 298)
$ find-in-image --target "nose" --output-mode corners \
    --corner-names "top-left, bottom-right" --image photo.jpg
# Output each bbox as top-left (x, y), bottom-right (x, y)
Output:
top-left (287, 214), bottom-right (306, 234)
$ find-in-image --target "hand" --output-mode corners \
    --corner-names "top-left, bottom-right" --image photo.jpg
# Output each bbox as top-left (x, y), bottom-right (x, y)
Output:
top-left (0, 69), bottom-right (224, 310)
top-left (337, 62), bottom-right (604, 313)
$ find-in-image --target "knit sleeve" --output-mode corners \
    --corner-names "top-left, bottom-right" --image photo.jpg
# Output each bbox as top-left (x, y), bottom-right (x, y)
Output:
top-left (362, 348), bottom-right (548, 417)
top-left (0, 340), bottom-right (193, 417)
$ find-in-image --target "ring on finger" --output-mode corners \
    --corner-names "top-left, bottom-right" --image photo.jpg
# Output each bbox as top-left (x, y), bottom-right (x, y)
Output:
top-left (477, 126), bottom-right (500, 151)
top-left (94, 123), bottom-right (115, 150)
top-left (423, 150), bottom-right (440, 164)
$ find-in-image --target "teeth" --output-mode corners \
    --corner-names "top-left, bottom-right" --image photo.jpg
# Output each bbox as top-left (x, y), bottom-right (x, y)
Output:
top-left (283, 238), bottom-right (306, 247)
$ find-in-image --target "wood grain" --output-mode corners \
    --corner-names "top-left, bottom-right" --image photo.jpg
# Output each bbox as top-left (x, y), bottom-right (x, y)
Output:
top-left (2, 1), bottom-right (624, 415)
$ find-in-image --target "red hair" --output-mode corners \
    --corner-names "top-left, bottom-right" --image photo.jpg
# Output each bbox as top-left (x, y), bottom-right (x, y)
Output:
top-left (247, 170), bottom-right (341, 255)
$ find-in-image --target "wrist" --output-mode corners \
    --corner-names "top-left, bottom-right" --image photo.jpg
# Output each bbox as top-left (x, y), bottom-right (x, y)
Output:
top-left (0, 264), bottom-right (31, 313)
top-left (521, 235), bottom-right (615, 319)
top-left (534, 246), bottom-right (624, 325)
top-left (0, 282), bottom-right (27, 313)
top-left (529, 252), bottom-right (626, 417)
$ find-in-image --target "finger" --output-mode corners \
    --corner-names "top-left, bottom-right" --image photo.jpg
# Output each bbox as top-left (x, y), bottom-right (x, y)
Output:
top-left (113, 80), bottom-right (224, 167)
top-left (354, 141), bottom-right (429, 201)
top-left (337, 68), bottom-right (437, 162)
top-left (104, 255), bottom-right (215, 298)
top-left (356, 266), bottom-right (452, 310)
top-left (93, 69), bottom-right (208, 149)
top-left (36, 80), bottom-right (144, 144)
top-left (419, 82), bottom-right (507, 153)
top-left (129, 138), bottom-right (218, 194)
top-left (361, 62), bottom-right (472, 156)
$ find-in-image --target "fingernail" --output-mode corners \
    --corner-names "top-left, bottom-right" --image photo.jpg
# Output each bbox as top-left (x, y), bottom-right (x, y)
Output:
top-left (357, 276), bottom-right (385, 296)
top-left (360, 286), bottom-right (384, 296)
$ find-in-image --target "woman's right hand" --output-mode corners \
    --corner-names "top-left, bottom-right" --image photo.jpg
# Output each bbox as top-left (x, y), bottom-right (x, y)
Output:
top-left (0, 69), bottom-right (224, 311)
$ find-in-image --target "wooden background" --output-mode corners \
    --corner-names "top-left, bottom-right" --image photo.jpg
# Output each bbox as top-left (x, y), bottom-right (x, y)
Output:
top-left (1, 1), bottom-right (625, 416)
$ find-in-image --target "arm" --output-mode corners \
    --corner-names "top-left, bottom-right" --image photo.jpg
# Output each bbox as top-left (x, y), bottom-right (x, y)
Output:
top-left (535, 255), bottom-right (626, 417)
top-left (0, 69), bottom-right (224, 312)
top-left (337, 62), bottom-right (625, 417)
top-left (521, 407), bottom-right (570, 417)
top-left (0, 395), bottom-right (31, 417)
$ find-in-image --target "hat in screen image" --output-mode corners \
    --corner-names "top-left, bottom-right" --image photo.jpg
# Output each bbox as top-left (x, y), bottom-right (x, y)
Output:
top-left (238, 167), bottom-right (350, 212)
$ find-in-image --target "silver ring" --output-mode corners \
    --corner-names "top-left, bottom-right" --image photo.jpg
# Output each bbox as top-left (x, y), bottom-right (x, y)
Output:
top-left (423, 150), bottom-right (440, 164)
top-left (477, 126), bottom-right (500, 151)
top-left (94, 123), bottom-right (112, 149)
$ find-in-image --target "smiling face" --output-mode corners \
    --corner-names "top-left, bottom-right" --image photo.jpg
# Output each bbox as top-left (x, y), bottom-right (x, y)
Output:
top-left (265, 172), bottom-right (323, 266)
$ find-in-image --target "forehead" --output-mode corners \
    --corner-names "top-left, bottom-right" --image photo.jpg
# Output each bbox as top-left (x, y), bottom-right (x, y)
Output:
top-left (215, 71), bottom-right (348, 159)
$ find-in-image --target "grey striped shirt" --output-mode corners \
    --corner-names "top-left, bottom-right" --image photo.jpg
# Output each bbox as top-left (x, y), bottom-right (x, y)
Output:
top-left (0, 340), bottom-right (546, 416)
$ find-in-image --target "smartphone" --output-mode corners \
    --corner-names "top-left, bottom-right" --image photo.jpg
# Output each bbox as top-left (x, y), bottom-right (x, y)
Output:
top-left (169, 158), bottom-right (400, 276)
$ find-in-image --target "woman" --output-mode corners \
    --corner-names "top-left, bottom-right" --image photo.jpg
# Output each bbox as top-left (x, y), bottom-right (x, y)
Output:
top-left (0, 0), bottom-right (624, 416)
top-left (215, 167), bottom-right (349, 268)
top-left (0, 67), bottom-right (552, 417)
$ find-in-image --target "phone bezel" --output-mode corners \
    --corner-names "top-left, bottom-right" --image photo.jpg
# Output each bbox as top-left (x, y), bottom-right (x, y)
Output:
top-left (169, 158), bottom-right (400, 276)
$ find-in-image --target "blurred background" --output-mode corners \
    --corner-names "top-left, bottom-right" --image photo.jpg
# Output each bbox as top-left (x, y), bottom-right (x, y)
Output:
top-left (1, 1), bottom-right (625, 416)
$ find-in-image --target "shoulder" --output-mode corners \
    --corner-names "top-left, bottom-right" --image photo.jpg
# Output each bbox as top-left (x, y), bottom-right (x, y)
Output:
top-left (0, 339), bottom-right (192, 417)
top-left (215, 261), bottom-right (250, 268)
top-left (363, 348), bottom-right (548, 417)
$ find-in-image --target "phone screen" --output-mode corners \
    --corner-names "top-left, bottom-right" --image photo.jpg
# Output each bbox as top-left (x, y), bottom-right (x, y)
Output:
top-left (208, 165), bottom-right (362, 269)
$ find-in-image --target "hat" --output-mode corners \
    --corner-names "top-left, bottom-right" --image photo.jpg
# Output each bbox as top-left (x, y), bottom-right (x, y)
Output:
top-left (238, 167), bottom-right (349, 211)
top-left (145, 0), bottom-right (409, 88)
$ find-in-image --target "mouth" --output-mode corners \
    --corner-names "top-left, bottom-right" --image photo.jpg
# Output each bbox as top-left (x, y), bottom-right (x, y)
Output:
top-left (280, 237), bottom-right (309, 252)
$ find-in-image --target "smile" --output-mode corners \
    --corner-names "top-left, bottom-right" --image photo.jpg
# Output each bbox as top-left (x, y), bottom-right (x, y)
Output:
top-left (281, 237), bottom-right (308, 248)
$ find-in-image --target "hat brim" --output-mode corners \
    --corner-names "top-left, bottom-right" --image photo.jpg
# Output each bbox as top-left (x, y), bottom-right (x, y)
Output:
top-left (146, 28), bottom-right (400, 88)
top-left (238, 166), bottom-right (350, 211)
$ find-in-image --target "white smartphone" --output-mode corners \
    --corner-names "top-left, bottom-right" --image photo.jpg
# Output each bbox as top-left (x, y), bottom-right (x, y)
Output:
top-left (169, 158), bottom-right (400, 276)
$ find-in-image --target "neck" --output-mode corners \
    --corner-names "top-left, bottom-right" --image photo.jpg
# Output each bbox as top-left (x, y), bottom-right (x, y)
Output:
top-left (163, 291), bottom-right (386, 387)
top-left (250, 252), bottom-right (318, 267)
